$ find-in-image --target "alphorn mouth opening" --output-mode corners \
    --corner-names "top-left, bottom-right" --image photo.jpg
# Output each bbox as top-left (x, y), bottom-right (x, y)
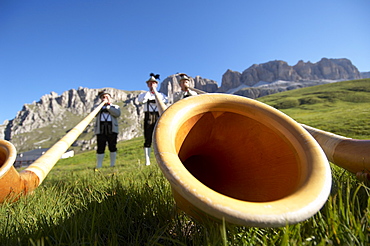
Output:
top-left (0, 147), bottom-right (7, 169)
top-left (154, 93), bottom-right (331, 227)
top-left (177, 110), bottom-right (301, 203)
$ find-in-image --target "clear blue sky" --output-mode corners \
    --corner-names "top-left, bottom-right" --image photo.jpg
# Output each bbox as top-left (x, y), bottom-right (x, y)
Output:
top-left (1, 0), bottom-right (369, 124)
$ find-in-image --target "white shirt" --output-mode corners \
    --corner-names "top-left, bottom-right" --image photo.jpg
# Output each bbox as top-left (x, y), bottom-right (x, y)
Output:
top-left (138, 91), bottom-right (168, 112)
top-left (100, 106), bottom-right (112, 121)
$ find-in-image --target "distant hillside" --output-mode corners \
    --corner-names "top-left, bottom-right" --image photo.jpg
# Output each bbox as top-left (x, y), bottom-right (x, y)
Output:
top-left (257, 79), bottom-right (370, 139)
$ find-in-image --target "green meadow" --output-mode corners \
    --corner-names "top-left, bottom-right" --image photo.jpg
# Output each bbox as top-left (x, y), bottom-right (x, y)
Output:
top-left (1, 79), bottom-right (369, 245)
top-left (258, 79), bottom-right (370, 139)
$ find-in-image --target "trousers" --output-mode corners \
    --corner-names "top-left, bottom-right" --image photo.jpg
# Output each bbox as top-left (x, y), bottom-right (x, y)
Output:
top-left (144, 111), bottom-right (159, 147)
top-left (96, 133), bottom-right (118, 154)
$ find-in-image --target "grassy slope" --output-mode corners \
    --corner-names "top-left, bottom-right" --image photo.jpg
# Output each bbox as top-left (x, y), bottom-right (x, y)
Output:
top-left (258, 79), bottom-right (370, 139)
top-left (1, 79), bottom-right (369, 245)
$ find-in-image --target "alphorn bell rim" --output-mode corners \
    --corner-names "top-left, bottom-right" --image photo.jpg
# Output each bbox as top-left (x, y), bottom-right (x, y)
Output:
top-left (154, 93), bottom-right (332, 227)
top-left (0, 140), bottom-right (17, 178)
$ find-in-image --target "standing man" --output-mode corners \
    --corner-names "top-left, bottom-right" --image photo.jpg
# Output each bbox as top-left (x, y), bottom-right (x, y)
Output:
top-left (138, 73), bottom-right (168, 165)
top-left (173, 73), bottom-right (198, 103)
top-left (94, 90), bottom-right (121, 168)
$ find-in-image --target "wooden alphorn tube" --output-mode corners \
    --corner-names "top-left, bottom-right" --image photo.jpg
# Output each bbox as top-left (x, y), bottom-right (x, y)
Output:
top-left (153, 93), bottom-right (331, 227)
top-left (152, 88), bottom-right (167, 116)
top-left (0, 101), bottom-right (105, 203)
top-left (302, 124), bottom-right (370, 180)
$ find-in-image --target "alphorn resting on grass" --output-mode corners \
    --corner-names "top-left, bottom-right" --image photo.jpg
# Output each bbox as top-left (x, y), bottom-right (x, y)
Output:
top-left (152, 87), bottom-right (368, 227)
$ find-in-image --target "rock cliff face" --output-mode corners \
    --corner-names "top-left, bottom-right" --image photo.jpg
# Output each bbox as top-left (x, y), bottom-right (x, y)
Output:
top-left (5, 87), bottom-right (145, 153)
top-left (218, 70), bottom-right (242, 93)
top-left (218, 58), bottom-right (362, 94)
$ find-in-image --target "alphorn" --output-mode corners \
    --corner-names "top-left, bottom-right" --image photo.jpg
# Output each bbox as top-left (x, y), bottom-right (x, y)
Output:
top-left (152, 89), bottom-right (332, 227)
top-left (301, 124), bottom-right (370, 181)
top-left (0, 101), bottom-right (106, 203)
top-left (188, 88), bottom-right (370, 179)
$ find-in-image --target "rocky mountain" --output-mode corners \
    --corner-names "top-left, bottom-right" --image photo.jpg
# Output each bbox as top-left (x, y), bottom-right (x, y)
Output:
top-left (1, 58), bottom-right (368, 153)
top-left (4, 87), bottom-right (145, 153)
top-left (218, 58), bottom-right (362, 97)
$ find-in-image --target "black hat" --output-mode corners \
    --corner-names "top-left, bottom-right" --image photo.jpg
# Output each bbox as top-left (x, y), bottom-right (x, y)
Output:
top-left (97, 90), bottom-right (111, 98)
top-left (147, 73), bottom-right (160, 83)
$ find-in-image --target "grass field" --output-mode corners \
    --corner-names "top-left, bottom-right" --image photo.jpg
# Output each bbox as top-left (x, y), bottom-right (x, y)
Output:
top-left (258, 79), bottom-right (370, 139)
top-left (1, 79), bottom-right (369, 245)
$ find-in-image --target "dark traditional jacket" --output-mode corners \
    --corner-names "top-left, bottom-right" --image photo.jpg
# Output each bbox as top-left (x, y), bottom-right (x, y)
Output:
top-left (94, 104), bottom-right (121, 134)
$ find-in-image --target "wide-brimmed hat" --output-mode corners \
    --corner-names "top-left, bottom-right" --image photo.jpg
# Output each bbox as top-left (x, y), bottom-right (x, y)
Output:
top-left (178, 73), bottom-right (190, 82)
top-left (97, 90), bottom-right (112, 98)
top-left (147, 73), bottom-right (160, 83)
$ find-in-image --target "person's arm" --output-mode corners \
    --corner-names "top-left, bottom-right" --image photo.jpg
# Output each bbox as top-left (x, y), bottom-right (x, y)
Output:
top-left (107, 104), bottom-right (121, 117)
top-left (138, 92), bottom-right (150, 104)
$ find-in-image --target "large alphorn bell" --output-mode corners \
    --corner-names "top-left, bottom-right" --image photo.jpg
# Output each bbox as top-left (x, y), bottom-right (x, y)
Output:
top-left (193, 88), bottom-right (370, 179)
top-left (152, 88), bottom-right (332, 227)
top-left (0, 101), bottom-right (106, 203)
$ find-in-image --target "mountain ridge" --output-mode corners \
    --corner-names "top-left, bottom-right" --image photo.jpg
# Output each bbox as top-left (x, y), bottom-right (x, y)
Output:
top-left (1, 57), bottom-right (368, 152)
top-left (219, 58), bottom-right (362, 95)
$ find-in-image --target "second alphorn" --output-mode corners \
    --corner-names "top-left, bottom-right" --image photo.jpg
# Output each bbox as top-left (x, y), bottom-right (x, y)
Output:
top-left (0, 101), bottom-right (106, 203)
